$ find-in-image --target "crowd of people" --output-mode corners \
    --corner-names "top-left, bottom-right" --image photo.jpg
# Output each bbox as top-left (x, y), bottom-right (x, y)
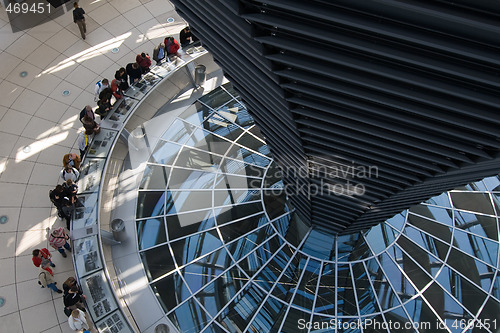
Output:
top-left (37, 24), bottom-right (198, 332)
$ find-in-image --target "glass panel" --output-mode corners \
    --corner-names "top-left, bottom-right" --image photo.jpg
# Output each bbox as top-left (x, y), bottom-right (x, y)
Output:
top-left (272, 252), bottom-right (303, 301)
top-left (214, 173), bottom-right (262, 190)
top-left (151, 273), bottom-right (188, 313)
top-left (140, 244), bottom-right (175, 281)
top-left (407, 213), bottom-right (453, 244)
top-left (365, 223), bottom-right (398, 255)
top-left (137, 218), bottom-right (166, 250)
top-left (213, 189), bottom-right (260, 207)
top-left (379, 252), bottom-right (416, 303)
top-left (385, 211), bottom-right (407, 231)
top-left (215, 202), bottom-right (264, 226)
top-left (366, 257), bottom-right (401, 312)
top-left (247, 297), bottom-right (285, 333)
top-left (218, 101), bottom-right (253, 128)
top-left (411, 205), bottom-right (454, 226)
top-left (140, 165), bottom-right (170, 189)
top-left (302, 229), bottom-right (336, 261)
top-left (149, 141), bottom-right (182, 165)
top-left (219, 158), bottom-right (265, 178)
top-left (219, 213), bottom-right (268, 244)
top-left (136, 191), bottom-right (165, 218)
top-left (179, 103), bottom-right (212, 127)
top-left (175, 147), bottom-right (222, 172)
top-left (195, 280), bottom-right (221, 318)
top-left (161, 119), bottom-right (196, 144)
top-left (167, 298), bottom-right (211, 333)
top-left (280, 307), bottom-right (309, 333)
top-left (352, 262), bottom-right (380, 316)
top-left (292, 259), bottom-right (321, 311)
top-left (252, 243), bottom-right (292, 293)
top-left (284, 214), bottom-right (310, 248)
top-left (168, 168), bottom-right (216, 190)
top-left (186, 128), bottom-right (233, 155)
top-left (395, 235), bottom-right (434, 289)
top-left (182, 247), bottom-right (230, 296)
top-left (238, 235), bottom-right (281, 277)
top-left (336, 264), bottom-right (357, 316)
top-left (454, 210), bottom-right (498, 241)
top-left (166, 209), bottom-right (215, 241)
top-left (401, 225), bottom-right (450, 262)
top-left (315, 263), bottom-right (336, 315)
top-left (215, 283), bottom-right (265, 332)
top-left (204, 112), bottom-right (239, 136)
top-left (170, 229), bottom-right (222, 267)
top-left (452, 228), bottom-right (498, 267)
top-left (165, 190), bottom-right (212, 215)
top-left (475, 297), bottom-right (500, 332)
top-left (263, 190), bottom-right (288, 220)
top-left (227, 225), bottom-right (274, 263)
top-left (199, 87), bottom-right (233, 109)
top-left (450, 192), bottom-right (495, 215)
top-left (204, 113), bottom-right (244, 141)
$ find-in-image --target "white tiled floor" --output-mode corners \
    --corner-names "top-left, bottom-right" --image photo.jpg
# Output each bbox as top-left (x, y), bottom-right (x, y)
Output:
top-left (0, 0), bottom-right (187, 331)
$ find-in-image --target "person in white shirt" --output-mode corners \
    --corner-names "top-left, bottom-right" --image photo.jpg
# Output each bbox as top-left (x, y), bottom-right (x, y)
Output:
top-left (68, 309), bottom-right (91, 331)
top-left (94, 79), bottom-right (109, 101)
top-left (60, 166), bottom-right (80, 183)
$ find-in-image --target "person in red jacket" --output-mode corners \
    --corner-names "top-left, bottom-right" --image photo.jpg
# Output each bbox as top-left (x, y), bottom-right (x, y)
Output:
top-left (111, 75), bottom-right (124, 100)
top-left (164, 36), bottom-right (180, 56)
top-left (135, 52), bottom-right (152, 73)
top-left (32, 248), bottom-right (55, 275)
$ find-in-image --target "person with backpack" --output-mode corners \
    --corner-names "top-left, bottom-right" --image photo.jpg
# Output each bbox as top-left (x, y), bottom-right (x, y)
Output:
top-left (60, 166), bottom-right (80, 183)
top-left (93, 79), bottom-right (109, 102)
top-left (38, 267), bottom-right (62, 293)
top-left (73, 2), bottom-right (87, 40)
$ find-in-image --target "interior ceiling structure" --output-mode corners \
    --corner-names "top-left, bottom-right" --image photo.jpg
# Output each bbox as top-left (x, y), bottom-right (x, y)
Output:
top-left (134, 84), bottom-right (500, 333)
top-left (169, 0), bottom-right (500, 235)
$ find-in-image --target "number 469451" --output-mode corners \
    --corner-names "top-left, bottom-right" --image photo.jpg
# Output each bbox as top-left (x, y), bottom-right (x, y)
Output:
top-left (5, 2), bottom-right (51, 14)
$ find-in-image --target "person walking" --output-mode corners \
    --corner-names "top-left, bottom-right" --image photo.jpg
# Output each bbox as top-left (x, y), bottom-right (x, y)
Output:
top-left (48, 227), bottom-right (72, 258)
top-left (38, 267), bottom-right (63, 294)
top-left (73, 2), bottom-right (87, 40)
top-left (32, 248), bottom-right (56, 275)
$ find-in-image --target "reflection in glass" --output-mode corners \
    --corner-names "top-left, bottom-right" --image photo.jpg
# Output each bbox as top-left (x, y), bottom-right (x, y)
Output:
top-left (137, 218), bottom-right (166, 250)
top-left (136, 191), bottom-right (165, 218)
top-left (136, 84), bottom-right (500, 332)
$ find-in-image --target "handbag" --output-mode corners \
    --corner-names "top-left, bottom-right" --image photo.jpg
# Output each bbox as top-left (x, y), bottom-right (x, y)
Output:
top-left (64, 307), bottom-right (72, 317)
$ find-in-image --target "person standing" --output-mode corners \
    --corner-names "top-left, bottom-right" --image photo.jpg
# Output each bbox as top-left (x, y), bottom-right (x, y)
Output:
top-left (63, 153), bottom-right (81, 170)
top-left (125, 62), bottom-right (142, 85)
top-left (68, 309), bottom-right (93, 332)
top-left (179, 26), bottom-right (192, 48)
top-left (135, 52), bottom-right (152, 73)
top-left (94, 79), bottom-right (109, 102)
top-left (48, 227), bottom-right (72, 258)
top-left (152, 43), bottom-right (166, 65)
top-left (38, 267), bottom-right (63, 294)
top-left (60, 166), bottom-right (80, 183)
top-left (73, 2), bottom-right (86, 40)
top-left (77, 129), bottom-right (93, 159)
top-left (64, 285), bottom-right (87, 312)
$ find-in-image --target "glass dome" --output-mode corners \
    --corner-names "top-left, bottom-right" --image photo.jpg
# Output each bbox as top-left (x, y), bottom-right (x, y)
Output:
top-left (135, 83), bottom-right (500, 333)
